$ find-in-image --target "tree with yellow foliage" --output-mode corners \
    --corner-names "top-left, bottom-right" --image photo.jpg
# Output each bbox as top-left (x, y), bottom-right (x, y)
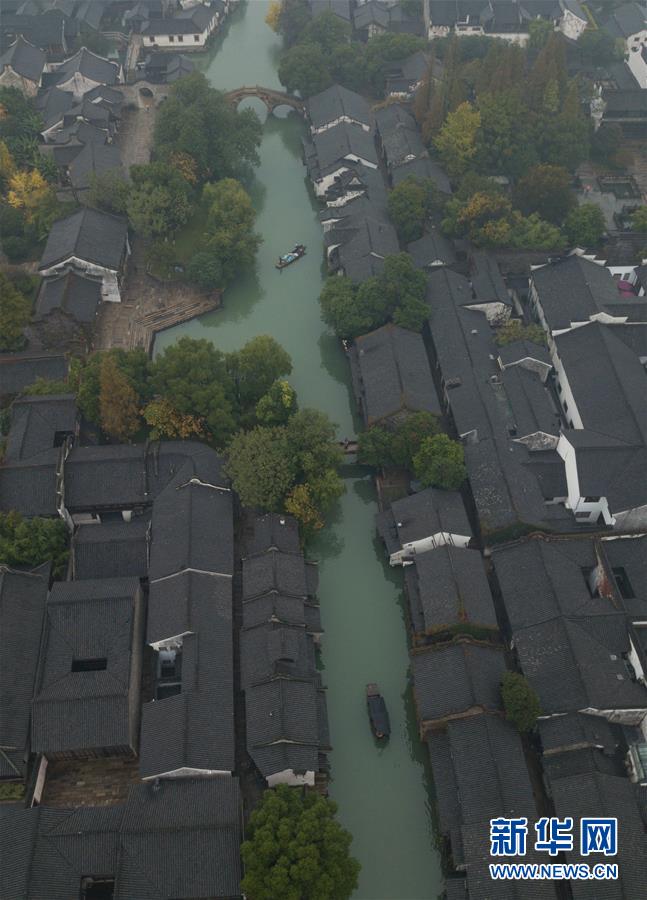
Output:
top-left (7, 169), bottom-right (52, 224)
top-left (265, 1), bottom-right (282, 32)
top-left (142, 397), bottom-right (204, 440)
top-left (169, 151), bottom-right (198, 186)
top-left (0, 139), bottom-right (15, 188)
top-left (285, 483), bottom-right (323, 536)
top-left (99, 354), bottom-right (142, 442)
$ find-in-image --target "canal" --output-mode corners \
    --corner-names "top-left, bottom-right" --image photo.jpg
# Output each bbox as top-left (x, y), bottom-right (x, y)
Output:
top-left (155, 4), bottom-right (443, 897)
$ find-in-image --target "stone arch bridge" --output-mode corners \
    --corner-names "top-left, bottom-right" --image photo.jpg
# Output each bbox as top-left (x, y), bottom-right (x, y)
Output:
top-left (224, 86), bottom-right (306, 116)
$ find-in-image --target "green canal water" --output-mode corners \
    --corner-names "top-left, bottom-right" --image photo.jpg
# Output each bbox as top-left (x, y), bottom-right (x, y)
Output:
top-left (155, 4), bottom-right (443, 897)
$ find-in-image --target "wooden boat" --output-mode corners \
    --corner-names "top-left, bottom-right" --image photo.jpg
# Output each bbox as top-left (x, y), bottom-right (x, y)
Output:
top-left (366, 683), bottom-right (390, 740)
top-left (276, 244), bottom-right (306, 270)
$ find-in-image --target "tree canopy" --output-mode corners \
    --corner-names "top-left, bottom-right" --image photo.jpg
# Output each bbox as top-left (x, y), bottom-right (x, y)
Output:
top-left (0, 510), bottom-right (69, 578)
top-left (501, 671), bottom-right (542, 732)
top-left (413, 434), bottom-right (466, 490)
top-left (564, 203), bottom-right (606, 248)
top-left (0, 271), bottom-right (31, 351)
top-left (358, 411), bottom-right (440, 470)
top-left (153, 73), bottom-right (262, 183)
top-left (241, 784), bottom-right (360, 900)
top-left (319, 254), bottom-right (428, 339)
top-left (126, 163), bottom-right (192, 239)
top-left (387, 176), bottom-right (441, 244)
top-left (200, 178), bottom-right (261, 286)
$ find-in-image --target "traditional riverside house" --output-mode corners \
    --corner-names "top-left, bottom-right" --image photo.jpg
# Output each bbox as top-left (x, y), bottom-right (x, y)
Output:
top-left (31, 578), bottom-right (145, 760)
top-left (39, 207), bottom-right (129, 303)
top-left (602, 2), bottom-right (647, 62)
top-left (0, 777), bottom-right (243, 900)
top-left (72, 517), bottom-right (151, 580)
top-left (48, 47), bottom-right (123, 98)
top-left (426, 267), bottom-right (571, 537)
top-left (35, 85), bottom-right (75, 137)
top-left (141, 2), bottom-right (219, 50)
top-left (0, 564), bottom-right (49, 783)
top-left (353, 0), bottom-right (392, 40)
top-left (0, 36), bottom-right (45, 95)
top-left (378, 488), bottom-right (498, 636)
top-left (308, 0), bottom-right (353, 23)
top-left (1, 9), bottom-right (70, 59)
top-left (240, 518), bottom-right (329, 788)
top-left (307, 83), bottom-right (374, 135)
top-left (327, 214), bottom-right (399, 281)
top-left (427, 714), bottom-right (547, 895)
top-left (374, 103), bottom-right (427, 171)
top-left (411, 639), bottom-right (507, 733)
top-left (349, 323), bottom-right (441, 426)
top-left (304, 120), bottom-right (379, 199)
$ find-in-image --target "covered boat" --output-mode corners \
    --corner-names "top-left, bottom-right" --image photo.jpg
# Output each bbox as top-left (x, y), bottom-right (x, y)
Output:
top-left (366, 683), bottom-right (390, 739)
top-left (276, 244), bottom-right (306, 269)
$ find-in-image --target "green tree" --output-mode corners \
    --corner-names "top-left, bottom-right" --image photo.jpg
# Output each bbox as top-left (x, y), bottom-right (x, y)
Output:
top-left (256, 379), bottom-right (298, 425)
top-left (413, 433), bottom-right (466, 490)
top-left (22, 378), bottom-right (73, 396)
top-left (203, 178), bottom-right (261, 285)
top-left (286, 408), bottom-right (343, 487)
top-left (565, 203), bottom-right (606, 247)
top-left (0, 271), bottom-right (30, 351)
top-left (302, 10), bottom-right (351, 53)
top-left (88, 170), bottom-right (130, 215)
top-left (77, 349), bottom-right (151, 426)
top-left (127, 163), bottom-right (192, 238)
top-left (99, 354), bottom-right (142, 441)
top-left (226, 425), bottom-right (296, 510)
top-left (186, 251), bottom-right (224, 291)
top-left (278, 42), bottom-right (333, 96)
top-left (241, 784), bottom-right (360, 900)
top-left (577, 29), bottom-right (624, 67)
top-left (512, 164), bottom-right (574, 225)
top-left (540, 81), bottom-right (590, 173)
top-left (275, 0), bottom-right (311, 47)
top-left (511, 213), bottom-right (564, 251)
top-left (151, 337), bottom-right (236, 446)
top-left (0, 510), bottom-right (68, 577)
top-left (387, 176), bottom-right (441, 244)
top-left (227, 335), bottom-right (293, 411)
top-left (434, 101), bottom-right (481, 180)
top-left (495, 319), bottom-right (546, 347)
top-left (476, 90), bottom-right (537, 178)
top-left (528, 18), bottom-right (553, 50)
top-left (319, 277), bottom-right (371, 339)
top-left (631, 206), bottom-right (647, 233)
top-left (153, 73), bottom-right (262, 183)
top-left (501, 671), bottom-right (541, 732)
top-left (358, 411), bottom-right (440, 469)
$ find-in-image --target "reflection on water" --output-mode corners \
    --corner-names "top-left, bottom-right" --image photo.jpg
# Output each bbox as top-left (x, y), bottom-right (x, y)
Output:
top-left (159, 2), bottom-right (444, 896)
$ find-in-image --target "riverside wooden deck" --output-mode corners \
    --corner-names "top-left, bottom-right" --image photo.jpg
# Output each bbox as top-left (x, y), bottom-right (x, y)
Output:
top-left (94, 240), bottom-right (221, 354)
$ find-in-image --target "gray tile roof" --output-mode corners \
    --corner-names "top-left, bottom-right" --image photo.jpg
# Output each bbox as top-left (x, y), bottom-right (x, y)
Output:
top-left (310, 121), bottom-right (378, 172)
top-left (240, 622), bottom-right (317, 690)
top-left (550, 771), bottom-right (647, 899)
top-left (246, 512), bottom-right (301, 555)
top-left (0, 35), bottom-right (44, 81)
top-left (148, 472), bottom-right (233, 580)
top-left (555, 322), bottom-right (647, 446)
top-left (350, 324), bottom-right (441, 425)
top-left (407, 229), bottom-right (456, 270)
top-left (64, 444), bottom-right (148, 511)
top-left (538, 711), bottom-right (618, 756)
top-left (39, 207), bottom-right (128, 271)
top-left (245, 678), bottom-right (324, 778)
top-left (411, 546), bottom-right (498, 634)
top-left (0, 448), bottom-right (59, 517)
top-left (412, 641), bottom-right (506, 723)
top-left (530, 256), bottom-right (624, 332)
top-left (34, 86), bottom-right (74, 130)
top-left (334, 216), bottom-right (399, 282)
top-left (53, 46), bottom-right (120, 86)
top-left (243, 548), bottom-right (312, 599)
top-left (68, 140), bottom-right (122, 190)
top-left (514, 614), bottom-right (647, 714)
top-left (388, 487), bottom-right (473, 547)
top-left (5, 394), bottom-right (76, 463)
top-left (72, 517), bottom-right (150, 580)
top-left (0, 564), bottom-right (48, 778)
top-left (140, 572), bottom-right (234, 777)
top-left (0, 777), bottom-right (241, 900)
top-left (309, 0), bottom-right (353, 21)
top-left (602, 2), bottom-right (647, 38)
top-left (308, 83), bottom-right (373, 131)
top-left (31, 577), bottom-right (143, 755)
top-left (392, 155), bottom-right (452, 194)
top-left (470, 251), bottom-right (510, 306)
top-left (0, 351), bottom-right (68, 396)
top-left (36, 271), bottom-right (102, 323)
top-left (602, 534), bottom-right (647, 618)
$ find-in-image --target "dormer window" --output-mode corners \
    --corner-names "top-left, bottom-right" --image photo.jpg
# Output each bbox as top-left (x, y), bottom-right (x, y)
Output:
top-left (80, 876), bottom-right (115, 899)
top-left (156, 647), bottom-right (182, 699)
top-left (612, 567), bottom-right (635, 600)
top-left (72, 658), bottom-right (107, 672)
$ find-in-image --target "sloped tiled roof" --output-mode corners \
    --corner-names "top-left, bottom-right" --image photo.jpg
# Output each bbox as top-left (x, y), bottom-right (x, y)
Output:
top-left (39, 207), bottom-right (128, 271)
top-left (5, 394), bottom-right (76, 463)
top-left (0, 35), bottom-right (45, 81)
